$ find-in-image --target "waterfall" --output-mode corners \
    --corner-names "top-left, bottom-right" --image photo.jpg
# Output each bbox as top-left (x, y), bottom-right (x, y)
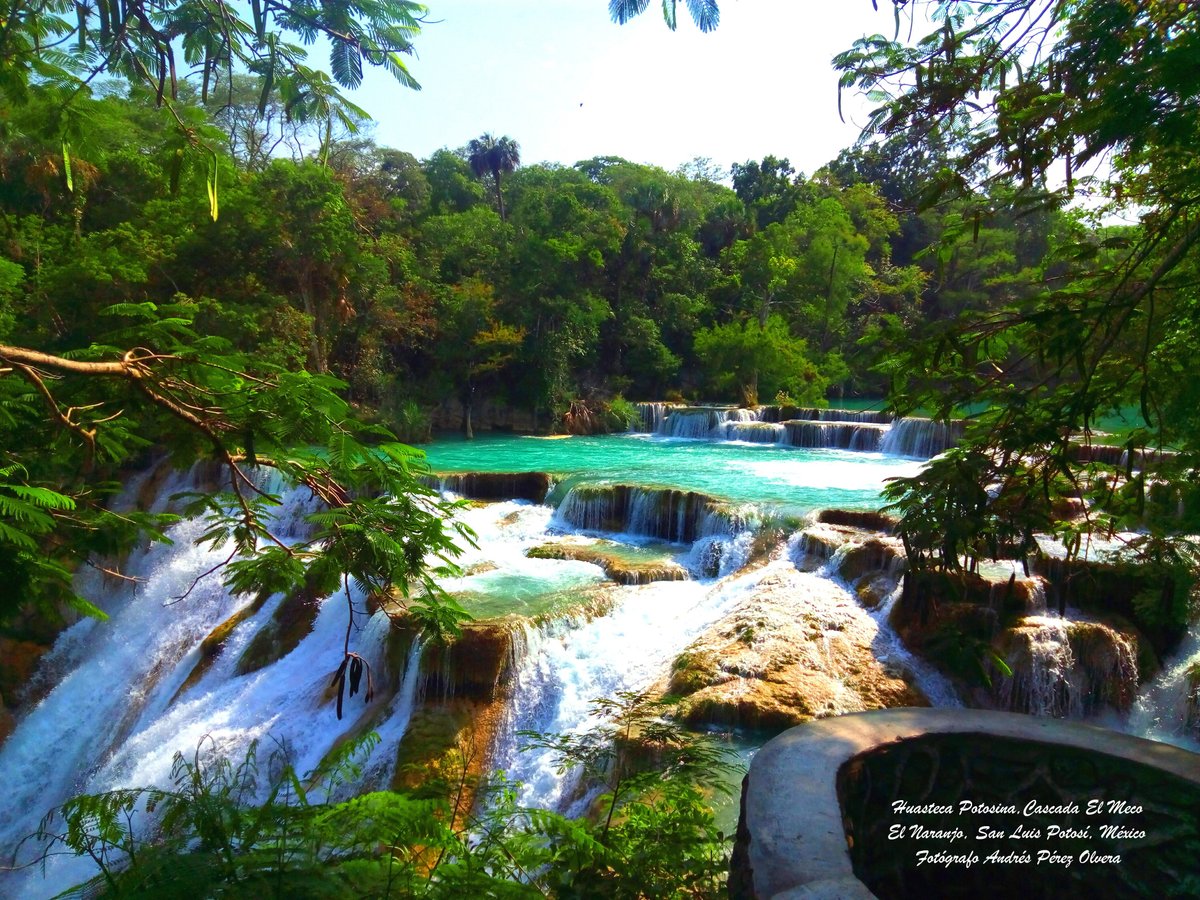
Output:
top-left (361, 635), bottom-right (426, 789)
top-left (0, 470), bottom-right (420, 897)
top-left (782, 421), bottom-right (886, 451)
top-left (554, 483), bottom-right (754, 545)
top-left (786, 407), bottom-right (893, 425)
top-left (879, 417), bottom-right (963, 458)
top-left (553, 485), bottom-right (760, 578)
top-left (634, 405), bottom-right (770, 440)
top-left (716, 421), bottom-right (786, 443)
top-left (998, 617), bottom-right (1083, 718)
top-left (631, 402), bottom-right (680, 433)
top-left (490, 569), bottom-right (776, 813)
top-left (1128, 626), bottom-right (1200, 750)
top-left (994, 615), bottom-right (1139, 719)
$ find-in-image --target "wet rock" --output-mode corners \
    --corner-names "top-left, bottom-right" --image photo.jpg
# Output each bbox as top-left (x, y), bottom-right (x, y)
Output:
top-left (665, 569), bottom-right (926, 732)
top-left (526, 541), bottom-right (689, 585)
top-left (835, 539), bottom-right (903, 583)
top-left (814, 509), bottom-right (896, 533)
top-left (235, 581), bottom-right (323, 676)
top-left (420, 623), bottom-right (522, 702)
top-left (0, 692), bottom-right (14, 746)
top-left (0, 637), bottom-right (49, 708)
top-left (985, 617), bottom-right (1141, 717)
top-left (172, 595), bottom-right (271, 702)
top-left (438, 471), bottom-right (552, 504)
top-left (1187, 664), bottom-right (1200, 736)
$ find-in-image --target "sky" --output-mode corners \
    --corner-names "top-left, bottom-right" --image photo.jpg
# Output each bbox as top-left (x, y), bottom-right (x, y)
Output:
top-left (346, 1), bottom-right (898, 177)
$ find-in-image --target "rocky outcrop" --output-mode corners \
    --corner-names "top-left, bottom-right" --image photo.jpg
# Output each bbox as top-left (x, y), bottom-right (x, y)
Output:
top-left (526, 541), bottom-right (689, 585)
top-left (814, 508), bottom-right (896, 532)
top-left (665, 568), bottom-right (926, 731)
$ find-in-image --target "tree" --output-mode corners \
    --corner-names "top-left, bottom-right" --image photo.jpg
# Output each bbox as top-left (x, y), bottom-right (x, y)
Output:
top-left (832, 1), bottom-right (1200, 587)
top-left (466, 134), bottom-right (521, 222)
top-left (693, 314), bottom-right (825, 407)
top-left (608, 0), bottom-right (720, 32)
top-left (0, 0), bottom-right (479, 685)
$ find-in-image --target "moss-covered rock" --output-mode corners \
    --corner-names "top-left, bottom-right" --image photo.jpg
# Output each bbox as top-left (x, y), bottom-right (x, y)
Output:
top-left (816, 509), bottom-right (896, 532)
top-left (235, 582), bottom-right (323, 676)
top-left (419, 623), bottom-right (521, 702)
top-left (391, 697), bottom-right (507, 827)
top-left (526, 541), bottom-right (689, 586)
top-left (663, 569), bottom-right (926, 733)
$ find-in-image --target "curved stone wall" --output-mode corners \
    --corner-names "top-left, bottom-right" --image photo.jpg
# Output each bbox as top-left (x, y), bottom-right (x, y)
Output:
top-left (730, 709), bottom-right (1200, 899)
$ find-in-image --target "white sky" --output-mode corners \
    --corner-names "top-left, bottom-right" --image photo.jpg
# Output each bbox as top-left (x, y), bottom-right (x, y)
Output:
top-left (348, 1), bottom-right (897, 175)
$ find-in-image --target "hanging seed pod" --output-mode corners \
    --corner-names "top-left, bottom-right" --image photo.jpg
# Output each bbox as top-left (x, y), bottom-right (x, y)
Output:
top-left (349, 656), bottom-right (363, 697)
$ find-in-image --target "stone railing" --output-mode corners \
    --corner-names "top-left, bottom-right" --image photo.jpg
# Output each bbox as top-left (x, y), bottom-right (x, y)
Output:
top-left (730, 709), bottom-right (1200, 899)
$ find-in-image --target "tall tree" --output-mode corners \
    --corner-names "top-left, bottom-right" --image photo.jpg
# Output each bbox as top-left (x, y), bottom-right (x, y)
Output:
top-left (835, 0), bottom-right (1200, 585)
top-left (0, 0), bottom-right (474, 655)
top-left (466, 133), bottom-right (521, 222)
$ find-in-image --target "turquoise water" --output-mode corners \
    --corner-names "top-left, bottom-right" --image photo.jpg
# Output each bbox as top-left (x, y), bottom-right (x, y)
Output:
top-left (423, 433), bottom-right (924, 513)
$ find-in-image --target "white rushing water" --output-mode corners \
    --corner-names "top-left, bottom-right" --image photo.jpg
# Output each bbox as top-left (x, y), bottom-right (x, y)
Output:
top-left (1127, 626), bottom-right (1200, 752)
top-left (489, 563), bottom-right (785, 813)
top-left (0, 469), bottom-right (420, 897)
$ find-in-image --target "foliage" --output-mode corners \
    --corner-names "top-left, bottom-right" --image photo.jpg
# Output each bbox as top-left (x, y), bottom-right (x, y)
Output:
top-left (833, 0), bottom-right (1200, 572)
top-left (608, 0), bottom-right (720, 33)
top-left (23, 695), bottom-right (734, 898)
top-left (694, 315), bottom-right (826, 407)
top-left (0, 0), bottom-right (427, 173)
top-left (466, 134), bottom-right (521, 222)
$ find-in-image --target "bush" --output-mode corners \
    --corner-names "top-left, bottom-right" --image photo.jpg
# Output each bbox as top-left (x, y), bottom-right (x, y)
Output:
top-left (24, 694), bottom-right (734, 899)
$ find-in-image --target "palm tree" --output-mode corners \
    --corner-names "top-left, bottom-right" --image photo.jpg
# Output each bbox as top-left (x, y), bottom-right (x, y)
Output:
top-left (608, 0), bottom-right (719, 32)
top-left (466, 133), bottom-right (520, 221)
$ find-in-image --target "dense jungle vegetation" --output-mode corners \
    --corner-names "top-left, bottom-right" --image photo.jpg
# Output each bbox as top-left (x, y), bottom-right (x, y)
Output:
top-left (1, 0), bottom-right (1198, 895)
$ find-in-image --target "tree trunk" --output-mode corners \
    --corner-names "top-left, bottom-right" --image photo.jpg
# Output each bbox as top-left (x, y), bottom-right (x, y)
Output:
top-left (299, 275), bottom-right (326, 374)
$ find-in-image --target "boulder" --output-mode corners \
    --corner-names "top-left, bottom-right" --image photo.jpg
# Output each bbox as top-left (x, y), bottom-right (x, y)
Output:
top-left (665, 569), bottom-right (926, 731)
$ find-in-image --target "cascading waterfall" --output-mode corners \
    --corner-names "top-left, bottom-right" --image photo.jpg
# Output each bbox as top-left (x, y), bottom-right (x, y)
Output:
top-left (782, 421), bottom-right (887, 451)
top-left (0, 469), bottom-right (420, 897)
top-left (489, 566), bottom-right (783, 813)
top-left (879, 416), bottom-right (963, 458)
top-left (629, 402), bottom-right (959, 459)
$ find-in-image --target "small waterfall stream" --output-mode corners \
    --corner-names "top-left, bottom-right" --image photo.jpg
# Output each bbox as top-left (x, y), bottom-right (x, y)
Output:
top-left (1128, 627), bottom-right (1200, 751)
